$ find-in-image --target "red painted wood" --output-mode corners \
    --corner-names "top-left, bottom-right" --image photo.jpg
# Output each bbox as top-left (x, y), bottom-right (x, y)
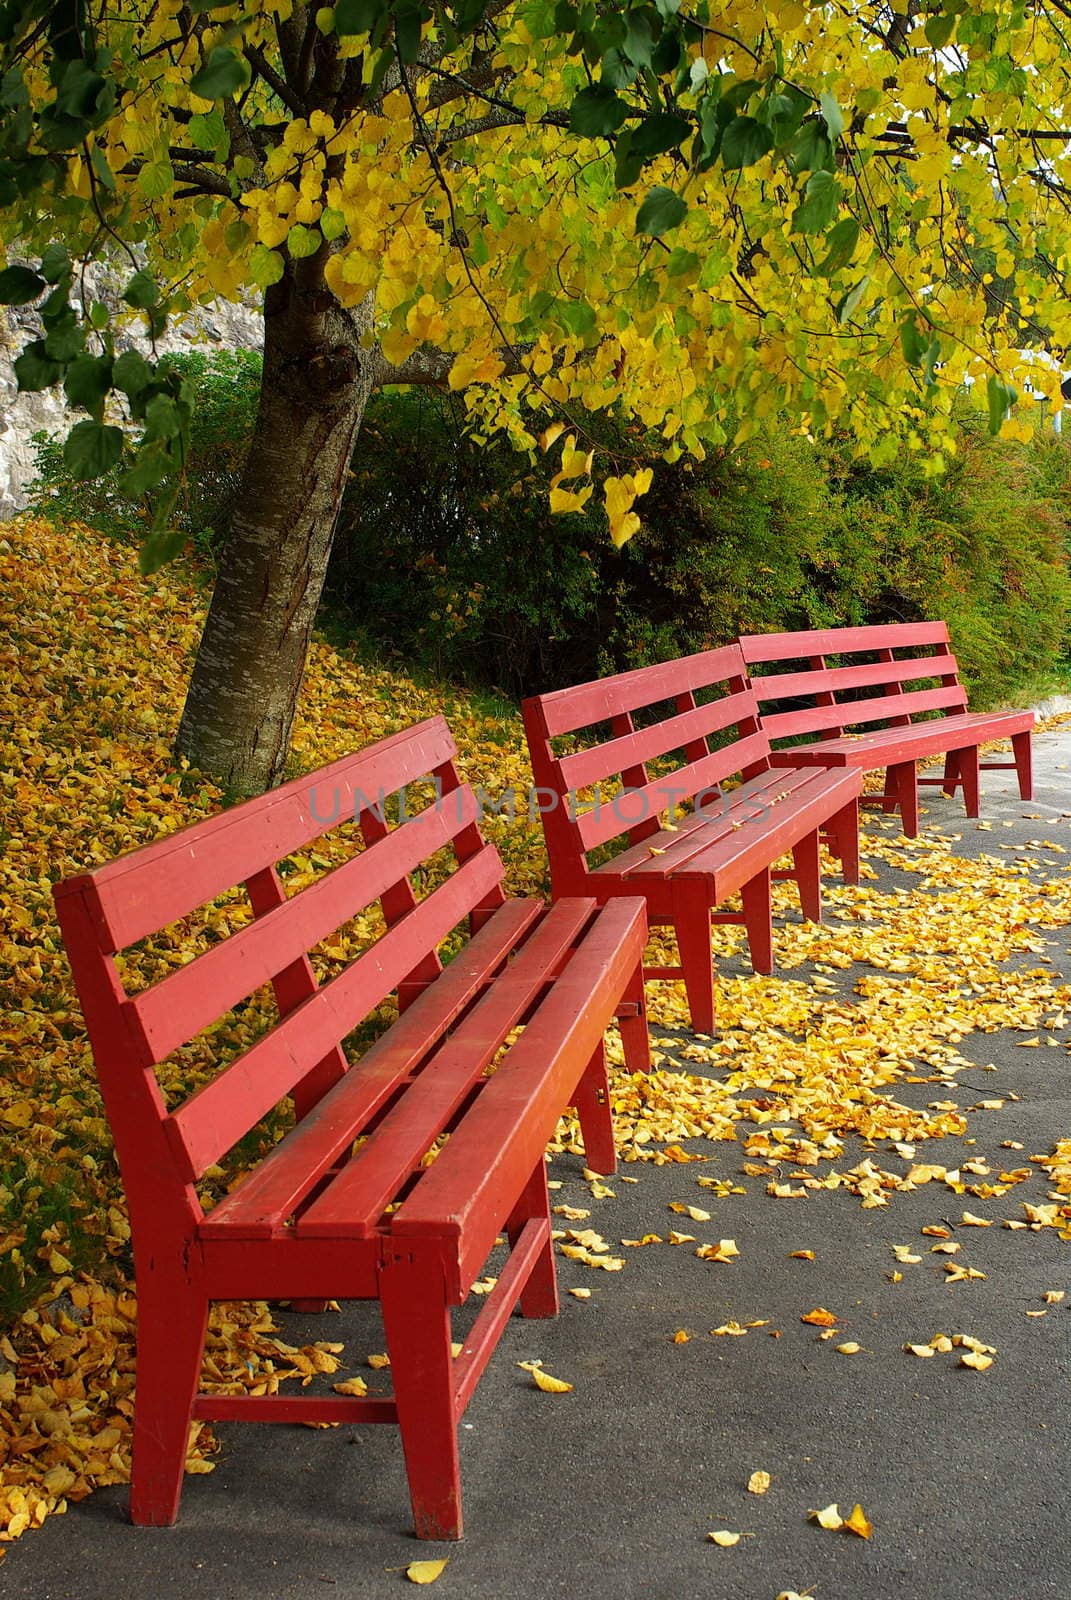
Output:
top-left (133, 785), bottom-right (487, 1065)
top-left (202, 901), bottom-right (544, 1239)
top-left (523, 648), bottom-right (864, 1030)
top-left (739, 621), bottom-right (951, 662)
top-left (54, 718), bottom-right (650, 1541)
top-left (69, 717), bottom-right (459, 953)
top-left (296, 900), bottom-right (598, 1237)
top-left (739, 624), bottom-right (1034, 832)
top-left (535, 643), bottom-right (750, 736)
top-left (166, 847), bottom-right (505, 1181)
top-left (558, 687), bottom-right (758, 792)
top-left (760, 684), bottom-right (966, 743)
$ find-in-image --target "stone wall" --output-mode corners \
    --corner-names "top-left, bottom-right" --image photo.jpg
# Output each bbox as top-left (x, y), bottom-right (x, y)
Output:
top-left (0, 264), bottom-right (261, 519)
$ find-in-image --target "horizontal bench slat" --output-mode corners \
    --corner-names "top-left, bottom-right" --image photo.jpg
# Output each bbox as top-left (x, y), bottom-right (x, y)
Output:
top-left (660, 769), bottom-right (860, 889)
top-left (296, 900), bottom-right (597, 1237)
top-left (557, 687), bottom-right (759, 792)
top-left (200, 899), bottom-right (544, 1238)
top-left (739, 621), bottom-right (951, 663)
top-left (760, 685), bottom-right (966, 743)
top-left (530, 644), bottom-right (748, 737)
top-left (770, 707), bottom-right (1035, 765)
top-left (392, 899), bottom-right (647, 1294)
top-left (131, 788), bottom-right (486, 1064)
top-left (748, 653), bottom-right (959, 703)
top-left (57, 718), bottom-right (458, 953)
top-left (165, 848), bottom-right (504, 1181)
top-left (604, 765), bottom-right (826, 879)
top-left (574, 730), bottom-right (771, 854)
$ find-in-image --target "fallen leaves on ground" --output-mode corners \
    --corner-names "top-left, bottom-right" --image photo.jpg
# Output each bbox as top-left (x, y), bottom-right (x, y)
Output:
top-left (2, 518), bottom-right (1071, 1546)
top-left (406, 1559), bottom-right (448, 1584)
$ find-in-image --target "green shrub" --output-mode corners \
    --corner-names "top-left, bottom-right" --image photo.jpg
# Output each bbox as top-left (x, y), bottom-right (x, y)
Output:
top-left (29, 348), bottom-right (261, 559)
top-left (327, 393), bottom-right (1071, 707)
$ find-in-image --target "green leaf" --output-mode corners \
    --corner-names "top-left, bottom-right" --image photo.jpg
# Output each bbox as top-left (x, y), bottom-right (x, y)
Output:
top-left (635, 185), bottom-right (688, 236)
top-left (112, 349), bottom-right (153, 397)
top-left (624, 10), bottom-right (654, 69)
top-left (631, 111), bottom-right (692, 158)
top-left (791, 169), bottom-right (842, 234)
top-left (790, 119), bottom-right (833, 173)
top-left (819, 91), bottom-right (844, 140)
top-left (249, 243), bottom-right (285, 288)
top-left (89, 144), bottom-right (116, 192)
top-left (122, 269), bottom-right (159, 310)
top-left (39, 243), bottom-right (70, 284)
top-left (721, 115), bottom-right (773, 169)
top-left (986, 374), bottom-right (1017, 433)
top-left (614, 129), bottom-right (645, 189)
top-left (320, 206), bottom-right (347, 241)
top-left (0, 264), bottom-right (44, 304)
top-left (900, 316), bottom-right (928, 366)
top-left (143, 393), bottom-right (184, 440)
top-left (334, 0), bottom-right (387, 32)
top-left (836, 274), bottom-right (870, 324)
top-left (395, 3), bottom-right (422, 61)
top-left (13, 341), bottom-right (62, 391)
top-left (189, 46), bottom-right (250, 101)
top-left (43, 314), bottom-right (84, 362)
top-left (139, 524), bottom-right (187, 575)
top-left (137, 160), bottom-right (173, 199)
top-left (286, 223), bottom-right (321, 259)
top-left (925, 11), bottom-right (957, 47)
top-left (119, 442), bottom-right (172, 498)
top-left (64, 353), bottom-right (112, 414)
top-left (817, 216), bottom-right (860, 276)
top-left (569, 84), bottom-right (630, 137)
top-left (64, 419), bottom-right (124, 479)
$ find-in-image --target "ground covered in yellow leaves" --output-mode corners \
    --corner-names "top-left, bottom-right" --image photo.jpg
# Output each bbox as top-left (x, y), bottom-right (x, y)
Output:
top-left (1, 516), bottom-right (1070, 1551)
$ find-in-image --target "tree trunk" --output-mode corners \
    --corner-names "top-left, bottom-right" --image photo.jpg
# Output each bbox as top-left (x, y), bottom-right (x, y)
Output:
top-left (175, 259), bottom-right (375, 794)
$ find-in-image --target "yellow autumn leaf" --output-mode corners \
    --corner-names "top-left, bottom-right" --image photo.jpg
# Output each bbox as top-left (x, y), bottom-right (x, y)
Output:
top-left (406, 1559), bottom-right (448, 1584)
top-left (529, 1367), bottom-right (573, 1394)
top-left (906, 1343), bottom-right (935, 1358)
top-left (811, 1503), bottom-right (843, 1530)
top-left (801, 1307), bottom-right (838, 1327)
top-left (960, 1351), bottom-right (994, 1371)
top-left (788, 1250), bottom-right (816, 1260)
top-left (844, 1503), bottom-right (873, 1539)
top-left (747, 1470), bottom-right (772, 1495)
top-left (707, 1530), bottom-right (742, 1547)
top-left (673, 1329), bottom-right (692, 1344)
top-left (836, 1342), bottom-right (861, 1355)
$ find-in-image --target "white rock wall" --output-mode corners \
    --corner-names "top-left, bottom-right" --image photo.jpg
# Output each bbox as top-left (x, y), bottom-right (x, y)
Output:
top-left (0, 264), bottom-right (261, 518)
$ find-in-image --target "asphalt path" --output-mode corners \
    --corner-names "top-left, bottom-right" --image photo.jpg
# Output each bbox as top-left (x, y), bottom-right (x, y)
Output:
top-left (6, 724), bottom-right (1071, 1600)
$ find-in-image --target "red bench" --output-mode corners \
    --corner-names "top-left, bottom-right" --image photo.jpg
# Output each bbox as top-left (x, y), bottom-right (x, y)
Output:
top-left (53, 717), bottom-right (649, 1542)
top-left (738, 622), bottom-right (1034, 838)
top-left (522, 645), bottom-right (861, 1034)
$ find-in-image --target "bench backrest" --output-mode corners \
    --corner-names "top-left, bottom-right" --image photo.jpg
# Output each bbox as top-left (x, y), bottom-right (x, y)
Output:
top-left (53, 717), bottom-right (506, 1245)
top-left (738, 622), bottom-right (968, 746)
top-left (522, 644), bottom-right (771, 878)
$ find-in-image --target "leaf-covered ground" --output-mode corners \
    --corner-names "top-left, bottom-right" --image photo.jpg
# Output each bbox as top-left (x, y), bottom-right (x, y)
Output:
top-left (1, 516), bottom-right (1069, 1554)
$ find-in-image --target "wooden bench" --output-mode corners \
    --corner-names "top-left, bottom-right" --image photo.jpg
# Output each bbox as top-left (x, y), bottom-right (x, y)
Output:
top-left (53, 716), bottom-right (649, 1542)
top-left (738, 622), bottom-right (1035, 838)
top-left (522, 645), bottom-right (861, 1035)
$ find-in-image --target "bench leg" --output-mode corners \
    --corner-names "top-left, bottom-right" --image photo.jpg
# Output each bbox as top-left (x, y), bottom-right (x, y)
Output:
top-left (572, 1042), bottom-right (616, 1176)
top-left (958, 745), bottom-right (980, 817)
top-left (741, 867), bottom-right (774, 976)
top-left (380, 1251), bottom-right (463, 1542)
top-left (941, 751), bottom-right (960, 798)
top-left (826, 796), bottom-right (860, 887)
top-left (1012, 730), bottom-right (1033, 800)
top-left (128, 1283), bottom-right (208, 1527)
top-left (506, 1159), bottom-right (559, 1318)
top-left (672, 887), bottom-right (715, 1033)
top-left (791, 831), bottom-right (822, 923)
top-left (617, 961), bottom-right (651, 1075)
top-left (889, 761), bottom-right (919, 837)
top-left (881, 767), bottom-right (899, 814)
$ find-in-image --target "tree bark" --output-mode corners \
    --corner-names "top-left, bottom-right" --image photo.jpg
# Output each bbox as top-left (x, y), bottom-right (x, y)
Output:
top-left (175, 258), bottom-right (376, 794)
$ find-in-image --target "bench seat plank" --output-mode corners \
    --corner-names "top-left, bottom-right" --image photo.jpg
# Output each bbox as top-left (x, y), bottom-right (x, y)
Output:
top-left (200, 898), bottom-right (544, 1239)
top-left (767, 707), bottom-right (1035, 766)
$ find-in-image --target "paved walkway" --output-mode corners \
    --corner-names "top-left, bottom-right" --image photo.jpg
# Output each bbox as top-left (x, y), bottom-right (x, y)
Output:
top-left (7, 726), bottom-right (1071, 1600)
